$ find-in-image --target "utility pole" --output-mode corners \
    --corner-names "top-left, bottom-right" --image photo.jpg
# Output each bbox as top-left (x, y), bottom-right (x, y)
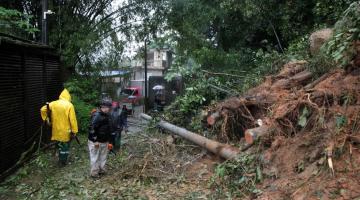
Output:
top-left (144, 38), bottom-right (148, 112)
top-left (41, 0), bottom-right (54, 45)
top-left (41, 0), bottom-right (48, 44)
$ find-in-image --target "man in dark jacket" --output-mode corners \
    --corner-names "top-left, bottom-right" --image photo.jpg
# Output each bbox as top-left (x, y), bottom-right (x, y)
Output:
top-left (110, 103), bottom-right (128, 150)
top-left (88, 100), bottom-right (113, 178)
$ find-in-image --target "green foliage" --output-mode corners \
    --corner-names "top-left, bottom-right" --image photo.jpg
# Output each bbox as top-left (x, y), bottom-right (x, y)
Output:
top-left (178, 82), bottom-right (208, 113)
top-left (189, 112), bottom-right (203, 133)
top-left (295, 160), bottom-right (305, 173)
top-left (164, 0), bottom-right (357, 55)
top-left (162, 0), bottom-right (358, 130)
top-left (326, 2), bottom-right (360, 66)
top-left (335, 115), bottom-right (347, 129)
top-left (1, 167), bottom-right (29, 186)
top-left (307, 53), bottom-right (336, 77)
top-left (64, 77), bottom-right (100, 105)
top-left (285, 35), bottom-right (311, 60)
top-left (164, 75), bottom-right (220, 130)
top-left (65, 77), bottom-right (99, 133)
top-left (33, 154), bottom-right (49, 168)
top-left (313, 0), bottom-right (356, 25)
top-left (298, 106), bottom-right (310, 128)
top-left (340, 92), bottom-right (355, 106)
top-left (242, 49), bottom-right (284, 91)
top-left (0, 6), bottom-right (38, 37)
top-left (165, 46), bottom-right (286, 130)
top-left (209, 153), bottom-right (262, 198)
top-left (72, 95), bottom-right (93, 133)
top-left (3, 0), bottom-right (164, 73)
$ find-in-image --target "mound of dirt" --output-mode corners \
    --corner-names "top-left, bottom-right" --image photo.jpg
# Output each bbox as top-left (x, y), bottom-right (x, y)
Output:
top-left (207, 58), bottom-right (360, 199)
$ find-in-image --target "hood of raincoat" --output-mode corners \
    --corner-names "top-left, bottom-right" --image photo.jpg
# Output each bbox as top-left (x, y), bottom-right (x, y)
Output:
top-left (59, 89), bottom-right (71, 102)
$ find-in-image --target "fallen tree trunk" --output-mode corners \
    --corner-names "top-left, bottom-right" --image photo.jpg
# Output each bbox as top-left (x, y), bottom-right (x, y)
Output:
top-left (208, 84), bottom-right (238, 96)
top-left (305, 71), bottom-right (336, 91)
top-left (245, 125), bottom-right (271, 145)
top-left (276, 63), bottom-right (306, 78)
top-left (291, 70), bottom-right (313, 83)
top-left (140, 113), bottom-right (240, 160)
top-left (272, 70), bottom-right (313, 89)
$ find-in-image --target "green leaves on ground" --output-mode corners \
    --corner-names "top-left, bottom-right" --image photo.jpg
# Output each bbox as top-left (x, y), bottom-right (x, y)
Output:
top-left (210, 153), bottom-right (262, 198)
top-left (298, 106), bottom-right (310, 128)
top-left (335, 115), bottom-right (347, 129)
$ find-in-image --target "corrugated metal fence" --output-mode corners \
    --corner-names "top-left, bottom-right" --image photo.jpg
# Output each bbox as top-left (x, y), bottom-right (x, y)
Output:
top-left (0, 35), bottom-right (62, 175)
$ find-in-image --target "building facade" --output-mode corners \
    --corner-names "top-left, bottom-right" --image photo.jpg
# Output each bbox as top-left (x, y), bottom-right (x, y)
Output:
top-left (132, 48), bottom-right (172, 81)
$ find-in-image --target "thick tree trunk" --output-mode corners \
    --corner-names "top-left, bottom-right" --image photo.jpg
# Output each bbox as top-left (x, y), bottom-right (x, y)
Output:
top-left (140, 113), bottom-right (240, 159)
top-left (244, 125), bottom-right (270, 145)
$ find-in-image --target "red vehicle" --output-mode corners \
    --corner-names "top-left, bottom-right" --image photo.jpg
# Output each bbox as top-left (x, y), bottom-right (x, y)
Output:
top-left (119, 87), bottom-right (142, 114)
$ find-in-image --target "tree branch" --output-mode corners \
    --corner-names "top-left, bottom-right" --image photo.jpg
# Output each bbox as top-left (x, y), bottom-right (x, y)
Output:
top-left (201, 69), bottom-right (246, 78)
top-left (90, 2), bottom-right (137, 28)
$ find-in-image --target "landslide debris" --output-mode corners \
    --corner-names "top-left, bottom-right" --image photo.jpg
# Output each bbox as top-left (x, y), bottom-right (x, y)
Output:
top-left (206, 50), bottom-right (360, 199)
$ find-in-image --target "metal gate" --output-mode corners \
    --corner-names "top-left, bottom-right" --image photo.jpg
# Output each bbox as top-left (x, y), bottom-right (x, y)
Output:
top-left (0, 35), bottom-right (62, 175)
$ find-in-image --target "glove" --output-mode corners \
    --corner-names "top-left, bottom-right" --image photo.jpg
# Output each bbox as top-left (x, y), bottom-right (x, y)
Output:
top-left (108, 143), bottom-right (113, 150)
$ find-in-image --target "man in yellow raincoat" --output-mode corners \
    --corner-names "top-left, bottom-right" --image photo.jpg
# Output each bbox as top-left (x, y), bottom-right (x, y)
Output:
top-left (40, 89), bottom-right (78, 165)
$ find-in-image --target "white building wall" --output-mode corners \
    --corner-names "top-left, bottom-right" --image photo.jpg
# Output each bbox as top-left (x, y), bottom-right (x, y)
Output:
top-left (134, 69), bottom-right (163, 81)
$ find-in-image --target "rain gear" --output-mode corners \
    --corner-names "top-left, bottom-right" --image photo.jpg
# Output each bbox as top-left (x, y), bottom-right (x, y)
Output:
top-left (40, 89), bottom-right (78, 142)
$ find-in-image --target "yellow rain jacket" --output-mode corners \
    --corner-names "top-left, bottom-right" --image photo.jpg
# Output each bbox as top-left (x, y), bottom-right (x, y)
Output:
top-left (40, 89), bottom-right (78, 142)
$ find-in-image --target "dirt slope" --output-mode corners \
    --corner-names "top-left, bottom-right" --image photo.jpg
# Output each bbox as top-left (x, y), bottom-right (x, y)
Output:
top-left (208, 59), bottom-right (360, 199)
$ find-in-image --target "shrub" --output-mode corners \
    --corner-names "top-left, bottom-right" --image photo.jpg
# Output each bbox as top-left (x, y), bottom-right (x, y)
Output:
top-left (64, 77), bottom-right (100, 105)
top-left (72, 95), bottom-right (94, 133)
top-left (65, 77), bottom-right (99, 133)
top-left (325, 2), bottom-right (360, 66)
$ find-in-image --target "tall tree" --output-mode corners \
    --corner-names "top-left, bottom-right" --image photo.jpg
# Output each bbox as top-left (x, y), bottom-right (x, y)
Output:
top-left (1, 0), bottom-right (164, 74)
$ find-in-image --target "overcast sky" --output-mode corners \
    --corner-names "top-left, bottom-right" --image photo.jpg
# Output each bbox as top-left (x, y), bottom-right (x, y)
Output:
top-left (111, 0), bottom-right (141, 59)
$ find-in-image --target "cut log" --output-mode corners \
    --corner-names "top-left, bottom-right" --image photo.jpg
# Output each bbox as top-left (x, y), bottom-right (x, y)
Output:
top-left (245, 125), bottom-right (270, 145)
top-left (140, 113), bottom-right (240, 160)
top-left (276, 62), bottom-right (307, 78)
top-left (305, 71), bottom-right (336, 90)
top-left (272, 70), bottom-right (313, 89)
top-left (207, 112), bottom-right (220, 126)
top-left (291, 70), bottom-right (313, 83)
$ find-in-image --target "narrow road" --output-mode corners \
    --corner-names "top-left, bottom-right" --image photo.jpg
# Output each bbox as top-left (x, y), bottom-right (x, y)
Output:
top-left (0, 106), bottom-right (218, 199)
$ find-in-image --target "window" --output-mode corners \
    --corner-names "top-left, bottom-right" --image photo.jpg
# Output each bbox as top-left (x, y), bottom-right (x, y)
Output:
top-left (162, 52), bottom-right (167, 61)
top-left (122, 89), bottom-right (134, 95)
